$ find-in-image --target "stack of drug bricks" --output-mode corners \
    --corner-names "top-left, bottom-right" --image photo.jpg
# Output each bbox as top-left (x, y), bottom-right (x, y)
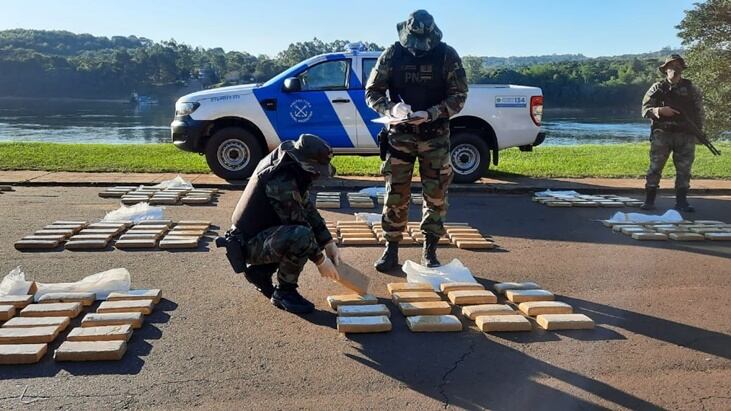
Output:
top-left (15, 220), bottom-right (92, 250)
top-left (0, 288), bottom-right (161, 364)
top-left (315, 192), bottom-right (341, 209)
top-left (54, 289), bottom-right (162, 361)
top-left (65, 221), bottom-right (131, 250)
top-left (601, 219), bottom-right (731, 242)
top-left (335, 221), bottom-right (380, 246)
top-left (444, 223), bottom-right (495, 249)
top-left (346, 193), bottom-right (374, 209)
top-left (389, 282), bottom-right (464, 332)
top-left (533, 194), bottom-right (644, 208)
top-left (117, 220), bottom-right (211, 249)
top-left (100, 186), bottom-right (220, 206)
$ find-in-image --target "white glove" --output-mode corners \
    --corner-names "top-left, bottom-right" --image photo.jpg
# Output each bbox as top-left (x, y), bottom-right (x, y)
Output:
top-left (390, 102), bottom-right (412, 119)
top-left (316, 257), bottom-right (338, 280)
top-left (324, 241), bottom-right (340, 266)
top-left (408, 110), bottom-right (429, 125)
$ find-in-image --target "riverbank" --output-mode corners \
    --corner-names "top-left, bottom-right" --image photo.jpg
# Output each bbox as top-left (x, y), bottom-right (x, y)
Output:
top-left (0, 142), bottom-right (729, 179)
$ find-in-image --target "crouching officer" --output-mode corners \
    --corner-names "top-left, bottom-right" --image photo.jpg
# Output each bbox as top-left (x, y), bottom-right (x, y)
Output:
top-left (641, 54), bottom-right (705, 212)
top-left (218, 134), bottom-right (340, 314)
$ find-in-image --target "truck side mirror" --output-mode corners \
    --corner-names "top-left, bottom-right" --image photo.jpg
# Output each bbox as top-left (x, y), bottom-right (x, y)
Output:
top-left (283, 77), bottom-right (301, 92)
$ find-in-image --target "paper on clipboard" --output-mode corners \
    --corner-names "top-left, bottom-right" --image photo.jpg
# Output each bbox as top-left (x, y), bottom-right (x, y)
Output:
top-left (371, 115), bottom-right (414, 125)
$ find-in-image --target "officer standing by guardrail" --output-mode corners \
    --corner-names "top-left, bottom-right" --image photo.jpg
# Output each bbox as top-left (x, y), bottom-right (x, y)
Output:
top-left (365, 9), bottom-right (468, 272)
top-left (641, 54), bottom-right (706, 213)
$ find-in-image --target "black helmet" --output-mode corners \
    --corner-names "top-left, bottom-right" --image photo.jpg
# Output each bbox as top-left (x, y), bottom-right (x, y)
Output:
top-left (287, 134), bottom-right (335, 178)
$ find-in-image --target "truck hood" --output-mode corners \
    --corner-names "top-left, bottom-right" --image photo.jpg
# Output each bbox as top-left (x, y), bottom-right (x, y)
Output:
top-left (178, 83), bottom-right (259, 102)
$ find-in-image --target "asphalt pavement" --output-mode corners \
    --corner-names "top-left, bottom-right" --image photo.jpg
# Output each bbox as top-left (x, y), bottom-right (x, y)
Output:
top-left (0, 187), bottom-right (729, 410)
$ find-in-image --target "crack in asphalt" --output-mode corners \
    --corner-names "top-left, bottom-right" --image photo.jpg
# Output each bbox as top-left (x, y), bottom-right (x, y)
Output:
top-left (437, 338), bottom-right (476, 409)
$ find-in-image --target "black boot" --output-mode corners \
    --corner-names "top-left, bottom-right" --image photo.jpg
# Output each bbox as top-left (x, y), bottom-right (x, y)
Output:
top-left (271, 283), bottom-right (314, 314)
top-left (374, 241), bottom-right (399, 273)
top-left (674, 188), bottom-right (695, 213)
top-left (641, 186), bottom-right (657, 210)
top-left (421, 234), bottom-right (441, 268)
top-left (243, 264), bottom-right (276, 298)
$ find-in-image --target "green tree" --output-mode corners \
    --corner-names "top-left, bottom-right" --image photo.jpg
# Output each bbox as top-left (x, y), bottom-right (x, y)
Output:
top-left (677, 0), bottom-right (731, 138)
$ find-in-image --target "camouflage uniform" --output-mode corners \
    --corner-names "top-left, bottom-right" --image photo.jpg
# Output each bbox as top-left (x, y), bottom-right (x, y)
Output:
top-left (365, 11), bottom-right (468, 242)
top-left (641, 78), bottom-right (704, 190)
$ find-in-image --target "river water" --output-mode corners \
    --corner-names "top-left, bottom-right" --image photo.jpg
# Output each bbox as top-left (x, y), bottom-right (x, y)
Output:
top-left (0, 100), bottom-right (652, 146)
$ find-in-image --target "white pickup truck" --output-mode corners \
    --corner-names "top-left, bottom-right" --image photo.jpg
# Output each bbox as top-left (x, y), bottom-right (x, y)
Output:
top-left (171, 45), bottom-right (545, 183)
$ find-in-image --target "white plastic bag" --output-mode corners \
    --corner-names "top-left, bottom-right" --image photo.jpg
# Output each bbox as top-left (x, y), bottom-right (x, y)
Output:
top-left (102, 202), bottom-right (164, 223)
top-left (0, 266), bottom-right (35, 296)
top-left (354, 212), bottom-right (382, 226)
top-left (33, 268), bottom-right (131, 301)
top-left (607, 209), bottom-right (683, 224)
top-left (152, 175), bottom-right (193, 190)
top-left (534, 189), bottom-right (580, 199)
top-left (358, 186), bottom-right (386, 198)
top-left (402, 259), bottom-right (478, 291)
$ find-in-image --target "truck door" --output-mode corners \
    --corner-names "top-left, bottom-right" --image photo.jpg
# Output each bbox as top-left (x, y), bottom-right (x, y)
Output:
top-left (277, 59), bottom-right (357, 148)
top-left (348, 56), bottom-right (381, 148)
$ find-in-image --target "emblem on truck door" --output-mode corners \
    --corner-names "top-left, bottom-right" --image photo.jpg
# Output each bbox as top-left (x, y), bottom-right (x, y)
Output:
top-left (290, 99), bottom-right (313, 123)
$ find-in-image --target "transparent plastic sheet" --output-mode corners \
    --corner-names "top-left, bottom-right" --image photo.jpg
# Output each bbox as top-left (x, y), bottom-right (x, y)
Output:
top-left (607, 209), bottom-right (683, 224)
top-left (0, 266), bottom-right (34, 296)
top-left (358, 187), bottom-right (386, 198)
top-left (354, 212), bottom-right (382, 226)
top-left (402, 259), bottom-right (478, 291)
top-left (151, 175), bottom-right (194, 190)
top-left (102, 202), bottom-right (164, 224)
top-left (33, 268), bottom-right (131, 301)
top-left (534, 189), bottom-right (581, 199)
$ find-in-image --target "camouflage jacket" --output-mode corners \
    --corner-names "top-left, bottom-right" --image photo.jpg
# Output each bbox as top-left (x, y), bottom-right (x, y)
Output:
top-left (642, 78), bottom-right (704, 130)
top-left (264, 167), bottom-right (332, 247)
top-left (365, 43), bottom-right (468, 122)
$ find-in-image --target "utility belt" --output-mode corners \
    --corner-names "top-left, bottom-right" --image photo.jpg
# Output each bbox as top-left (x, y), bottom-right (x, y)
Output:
top-left (392, 118), bottom-right (448, 137)
top-left (215, 227), bottom-right (249, 273)
top-left (378, 127), bottom-right (416, 163)
top-left (652, 121), bottom-right (691, 134)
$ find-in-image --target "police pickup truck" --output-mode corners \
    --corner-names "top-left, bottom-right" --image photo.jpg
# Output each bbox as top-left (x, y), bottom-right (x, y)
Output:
top-left (171, 45), bottom-right (545, 183)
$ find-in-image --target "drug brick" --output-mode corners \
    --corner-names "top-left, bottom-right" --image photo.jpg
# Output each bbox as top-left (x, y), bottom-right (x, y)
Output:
top-left (0, 344), bottom-right (47, 365)
top-left (386, 282), bottom-right (433, 294)
top-left (505, 289), bottom-right (554, 303)
top-left (536, 313), bottom-right (595, 330)
top-left (43, 225), bottom-right (83, 233)
top-left (447, 290), bottom-right (497, 305)
top-left (67, 325), bottom-right (133, 342)
top-left (493, 281), bottom-right (541, 294)
top-left (656, 226), bottom-right (689, 234)
top-left (21, 235), bottom-right (66, 242)
top-left (391, 291), bottom-right (442, 304)
top-left (0, 305), bottom-right (16, 321)
top-left (518, 301), bottom-right (573, 316)
top-left (167, 230), bottom-right (206, 237)
top-left (693, 220), bottom-right (725, 225)
top-left (97, 299), bottom-right (154, 315)
top-left (705, 232), bottom-right (731, 241)
top-left (68, 234), bottom-right (114, 241)
top-left (15, 239), bottom-right (61, 250)
top-left (621, 227), bottom-right (653, 235)
top-left (21, 303), bottom-right (82, 318)
top-left (0, 325), bottom-right (62, 344)
top-left (333, 263), bottom-right (370, 295)
top-left (668, 232), bottom-right (705, 241)
top-left (182, 196), bottom-right (211, 204)
top-left (115, 238), bottom-right (158, 249)
top-left (461, 304), bottom-right (515, 320)
top-left (336, 315), bottom-right (391, 333)
top-left (107, 289), bottom-right (162, 304)
top-left (34, 229), bottom-right (74, 236)
top-left (159, 239), bottom-right (199, 249)
top-left (2, 316), bottom-right (70, 330)
top-left (81, 312), bottom-right (143, 329)
top-left (38, 292), bottom-right (95, 306)
top-left (399, 301), bottom-right (452, 316)
top-left (50, 221), bottom-right (87, 226)
top-left (65, 240), bottom-right (110, 250)
top-left (456, 240), bottom-right (494, 249)
top-left (79, 228), bottom-right (121, 235)
top-left (162, 235), bottom-right (202, 242)
top-left (476, 314), bottom-right (532, 332)
top-left (631, 232), bottom-right (668, 241)
top-left (326, 294), bottom-right (378, 310)
top-left (406, 315), bottom-right (462, 332)
top-left (137, 219), bottom-right (173, 226)
top-left (0, 295), bottom-right (33, 309)
top-left (545, 201), bottom-right (572, 207)
top-left (54, 340), bottom-right (127, 362)
top-left (612, 224), bottom-right (642, 232)
top-left (339, 237), bottom-right (379, 246)
top-left (440, 282), bottom-right (484, 294)
top-left (337, 304), bottom-right (390, 317)
top-left (118, 232), bottom-right (163, 239)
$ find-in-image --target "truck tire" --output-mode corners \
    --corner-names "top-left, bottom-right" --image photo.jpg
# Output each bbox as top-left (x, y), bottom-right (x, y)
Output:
top-left (450, 131), bottom-right (490, 184)
top-left (205, 127), bottom-right (264, 180)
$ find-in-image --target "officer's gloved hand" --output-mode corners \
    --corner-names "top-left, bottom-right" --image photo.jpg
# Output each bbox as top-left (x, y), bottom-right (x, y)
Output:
top-left (654, 107), bottom-right (680, 118)
top-left (324, 240), bottom-right (340, 266)
top-left (390, 102), bottom-right (412, 119)
top-left (316, 257), bottom-right (339, 280)
top-left (408, 111), bottom-right (429, 125)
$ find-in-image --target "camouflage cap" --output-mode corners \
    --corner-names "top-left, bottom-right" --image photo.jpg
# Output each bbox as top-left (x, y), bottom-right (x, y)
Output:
top-left (659, 54), bottom-right (687, 73)
top-left (397, 9), bottom-right (443, 53)
top-left (287, 134), bottom-right (335, 178)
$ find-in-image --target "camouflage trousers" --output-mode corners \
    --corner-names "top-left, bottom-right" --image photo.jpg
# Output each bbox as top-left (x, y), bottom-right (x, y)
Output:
top-left (245, 225), bottom-right (320, 286)
top-left (646, 129), bottom-right (696, 190)
top-left (381, 131), bottom-right (453, 242)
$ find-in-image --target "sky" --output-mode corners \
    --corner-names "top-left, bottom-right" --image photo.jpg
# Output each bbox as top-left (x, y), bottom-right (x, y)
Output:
top-left (0, 0), bottom-right (698, 57)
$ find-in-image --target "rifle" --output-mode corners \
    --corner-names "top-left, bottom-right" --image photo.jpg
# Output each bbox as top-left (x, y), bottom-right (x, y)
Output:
top-left (674, 110), bottom-right (721, 156)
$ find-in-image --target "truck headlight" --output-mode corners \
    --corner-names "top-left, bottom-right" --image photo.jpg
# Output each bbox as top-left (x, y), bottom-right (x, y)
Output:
top-left (175, 102), bottom-right (200, 117)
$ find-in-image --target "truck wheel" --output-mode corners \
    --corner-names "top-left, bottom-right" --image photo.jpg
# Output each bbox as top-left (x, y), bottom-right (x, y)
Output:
top-left (205, 127), bottom-right (264, 180)
top-left (450, 131), bottom-right (490, 184)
